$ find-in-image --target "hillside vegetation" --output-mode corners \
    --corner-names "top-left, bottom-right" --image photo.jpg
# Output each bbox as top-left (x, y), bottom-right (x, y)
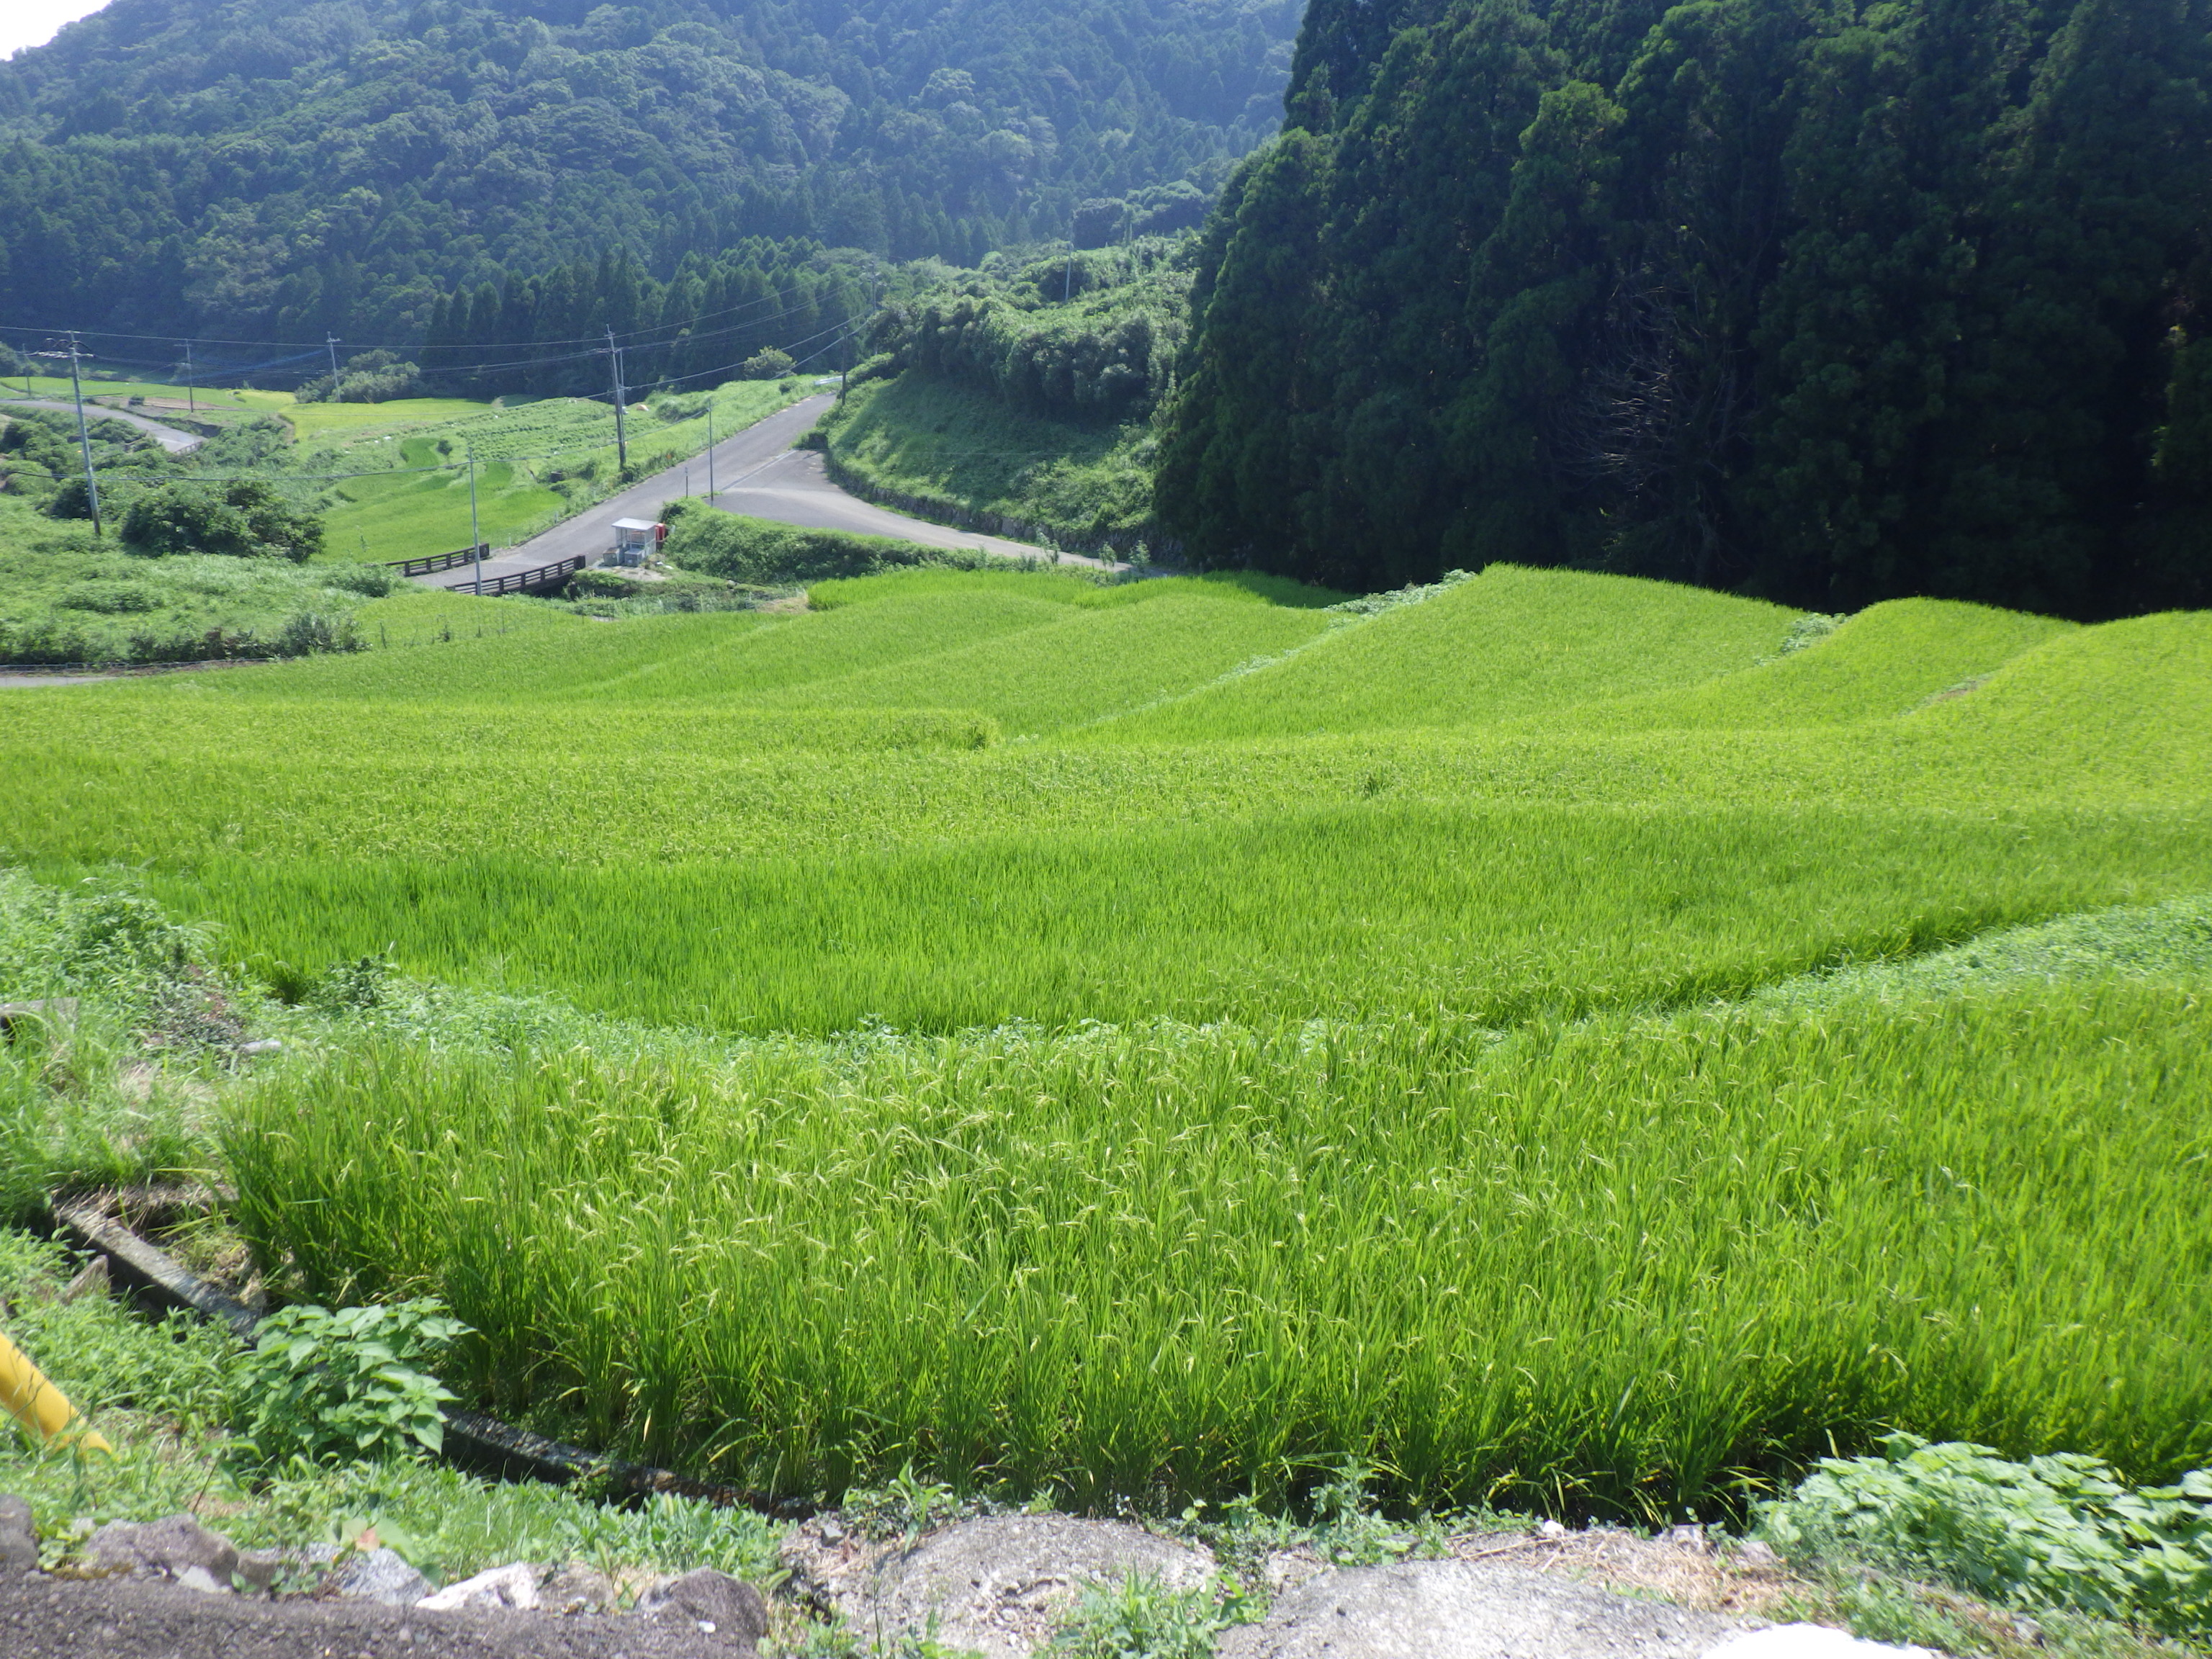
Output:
top-left (3, 569), bottom-right (2207, 1519)
top-left (1161, 0), bottom-right (2212, 618)
top-left (0, 0), bottom-right (1298, 344)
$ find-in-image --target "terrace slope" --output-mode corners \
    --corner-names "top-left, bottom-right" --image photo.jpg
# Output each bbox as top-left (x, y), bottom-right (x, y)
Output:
top-left (1085, 566), bottom-right (1795, 742)
top-left (1554, 600), bottom-right (2077, 731)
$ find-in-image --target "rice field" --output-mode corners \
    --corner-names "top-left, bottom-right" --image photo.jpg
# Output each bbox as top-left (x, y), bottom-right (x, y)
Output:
top-left (7, 560), bottom-right (2210, 1514)
top-left (224, 981), bottom-right (2212, 1512)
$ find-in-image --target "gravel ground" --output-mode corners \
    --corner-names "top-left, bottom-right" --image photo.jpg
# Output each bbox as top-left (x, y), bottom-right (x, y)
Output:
top-left (0, 1571), bottom-right (755, 1659)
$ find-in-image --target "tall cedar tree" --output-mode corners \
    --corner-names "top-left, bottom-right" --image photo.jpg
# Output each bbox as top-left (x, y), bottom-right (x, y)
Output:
top-left (1160, 0), bottom-right (2212, 616)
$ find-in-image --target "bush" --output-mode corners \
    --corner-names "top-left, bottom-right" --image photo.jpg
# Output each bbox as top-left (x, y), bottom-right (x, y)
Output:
top-left (739, 348), bottom-right (796, 380)
top-left (1046, 1571), bottom-right (1238, 1658)
top-left (1758, 1434), bottom-right (2212, 1639)
top-left (120, 480), bottom-right (324, 562)
top-left (57, 581), bottom-right (157, 613)
top-left (295, 350), bottom-right (424, 405)
top-left (321, 562), bottom-right (400, 597)
top-left (663, 508), bottom-right (989, 586)
top-left (231, 1300), bottom-right (468, 1467)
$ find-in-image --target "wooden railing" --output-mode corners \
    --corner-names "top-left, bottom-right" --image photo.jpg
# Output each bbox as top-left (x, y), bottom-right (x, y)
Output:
top-left (454, 555), bottom-right (585, 596)
top-left (388, 544), bottom-right (491, 577)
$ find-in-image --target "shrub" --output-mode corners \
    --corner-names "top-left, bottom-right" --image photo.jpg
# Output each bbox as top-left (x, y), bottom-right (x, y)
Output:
top-left (120, 480), bottom-right (324, 562)
top-left (1758, 1434), bottom-right (2212, 1638)
top-left (664, 508), bottom-right (991, 586)
top-left (296, 350), bottom-right (424, 405)
top-left (1046, 1571), bottom-right (1237, 1659)
top-left (231, 1300), bottom-right (468, 1467)
top-left (57, 581), bottom-right (158, 613)
top-left (739, 348), bottom-right (796, 380)
top-left (321, 562), bottom-right (400, 597)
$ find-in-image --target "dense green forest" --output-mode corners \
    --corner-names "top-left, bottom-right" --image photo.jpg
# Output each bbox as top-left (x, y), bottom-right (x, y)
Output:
top-left (0, 0), bottom-right (1297, 354)
top-left (1160, 0), bottom-right (2212, 616)
top-left (417, 238), bottom-right (877, 395)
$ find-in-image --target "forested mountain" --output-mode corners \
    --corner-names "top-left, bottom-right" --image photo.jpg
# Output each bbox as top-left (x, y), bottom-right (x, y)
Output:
top-left (0, 0), bottom-right (1298, 351)
top-left (1161, 0), bottom-right (2212, 617)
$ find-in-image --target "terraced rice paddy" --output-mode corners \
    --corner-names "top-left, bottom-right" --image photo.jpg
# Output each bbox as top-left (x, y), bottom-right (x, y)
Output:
top-left (6, 562), bottom-right (2208, 1516)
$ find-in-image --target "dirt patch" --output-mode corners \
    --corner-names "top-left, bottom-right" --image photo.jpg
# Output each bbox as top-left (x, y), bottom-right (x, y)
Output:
top-left (0, 1571), bottom-right (758, 1659)
top-left (1441, 1527), bottom-right (1798, 1619)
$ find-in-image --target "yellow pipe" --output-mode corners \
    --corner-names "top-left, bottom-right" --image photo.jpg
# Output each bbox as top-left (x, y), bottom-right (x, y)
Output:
top-left (0, 1328), bottom-right (113, 1455)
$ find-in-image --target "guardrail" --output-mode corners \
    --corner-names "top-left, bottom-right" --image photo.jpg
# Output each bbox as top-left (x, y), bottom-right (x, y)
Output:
top-left (387, 544), bottom-right (491, 577)
top-left (454, 554), bottom-right (585, 597)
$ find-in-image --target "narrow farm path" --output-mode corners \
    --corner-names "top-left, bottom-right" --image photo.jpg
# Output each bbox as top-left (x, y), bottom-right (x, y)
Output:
top-left (0, 397), bottom-right (205, 454)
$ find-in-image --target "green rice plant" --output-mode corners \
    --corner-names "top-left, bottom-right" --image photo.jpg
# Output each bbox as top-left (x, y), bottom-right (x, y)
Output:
top-left (96, 805), bottom-right (2212, 1034)
top-left (1553, 598), bottom-right (2076, 730)
top-left (1753, 893), bottom-right (2212, 1008)
top-left (219, 979), bottom-right (2212, 1516)
top-left (808, 567), bottom-right (1346, 611)
top-left (1088, 565), bottom-right (1796, 742)
top-left (750, 593), bottom-right (1337, 734)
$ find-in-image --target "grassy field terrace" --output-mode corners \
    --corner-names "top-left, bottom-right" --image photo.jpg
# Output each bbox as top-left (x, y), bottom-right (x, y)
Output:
top-left (3, 560), bottom-right (2207, 1522)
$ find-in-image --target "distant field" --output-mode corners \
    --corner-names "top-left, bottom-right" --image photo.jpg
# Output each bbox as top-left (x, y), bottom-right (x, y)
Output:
top-left (4, 376), bottom-right (254, 411)
top-left (7, 561), bottom-right (2208, 1513)
top-left (299, 382), bottom-right (801, 562)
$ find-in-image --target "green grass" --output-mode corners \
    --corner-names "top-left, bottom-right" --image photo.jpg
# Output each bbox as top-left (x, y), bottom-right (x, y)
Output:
top-left (819, 371), bottom-right (1159, 548)
top-left (1557, 598), bottom-right (2078, 730)
top-left (5, 377), bottom-right (254, 410)
top-left (222, 979), bottom-right (2212, 1513)
top-left (7, 559), bottom-right (2211, 1523)
top-left (293, 381), bottom-right (804, 562)
top-left (1090, 565), bottom-right (1799, 741)
top-left (324, 452), bottom-right (568, 564)
top-left (809, 565), bottom-right (1351, 611)
top-left (95, 805), bottom-right (2211, 1034)
top-left (0, 506), bottom-right (391, 667)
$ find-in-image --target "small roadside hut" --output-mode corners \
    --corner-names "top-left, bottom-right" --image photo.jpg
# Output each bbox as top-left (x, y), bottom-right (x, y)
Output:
top-left (609, 518), bottom-right (665, 567)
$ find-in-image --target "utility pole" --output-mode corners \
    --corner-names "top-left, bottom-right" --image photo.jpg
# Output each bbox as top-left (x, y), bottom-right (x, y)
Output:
top-left (325, 333), bottom-right (342, 382)
top-left (605, 326), bottom-right (628, 477)
top-left (181, 341), bottom-right (194, 415)
top-left (467, 439), bottom-right (482, 593)
top-left (706, 401), bottom-right (715, 499)
top-left (35, 335), bottom-right (102, 537)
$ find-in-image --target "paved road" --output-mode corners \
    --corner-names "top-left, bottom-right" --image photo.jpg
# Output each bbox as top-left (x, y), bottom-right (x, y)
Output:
top-left (431, 391), bottom-right (1109, 590)
top-left (714, 445), bottom-right (1118, 570)
top-left (418, 395), bottom-right (835, 590)
top-left (0, 397), bottom-right (204, 454)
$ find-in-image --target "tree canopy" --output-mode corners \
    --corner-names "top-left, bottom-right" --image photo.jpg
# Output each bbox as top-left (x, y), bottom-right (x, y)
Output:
top-left (1160, 0), bottom-right (2212, 616)
top-left (0, 0), bottom-right (1299, 349)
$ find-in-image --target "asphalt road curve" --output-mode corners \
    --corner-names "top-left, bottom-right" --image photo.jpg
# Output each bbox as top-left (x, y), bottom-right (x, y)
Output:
top-left (444, 391), bottom-right (1111, 591)
top-left (0, 397), bottom-right (204, 454)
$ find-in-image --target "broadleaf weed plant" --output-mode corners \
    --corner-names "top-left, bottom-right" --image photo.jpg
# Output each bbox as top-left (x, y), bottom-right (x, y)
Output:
top-left (1045, 1570), bottom-right (1245, 1659)
top-left (230, 1300), bottom-right (468, 1468)
top-left (1758, 1434), bottom-right (2212, 1640)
